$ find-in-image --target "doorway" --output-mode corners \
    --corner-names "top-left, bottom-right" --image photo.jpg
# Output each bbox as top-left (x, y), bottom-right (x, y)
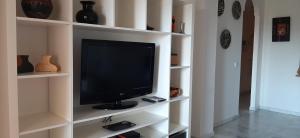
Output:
top-left (239, 0), bottom-right (255, 112)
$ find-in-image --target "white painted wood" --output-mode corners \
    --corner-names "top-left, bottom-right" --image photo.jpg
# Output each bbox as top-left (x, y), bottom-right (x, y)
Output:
top-left (172, 32), bottom-right (192, 37)
top-left (73, 0), bottom-right (115, 26)
top-left (172, 3), bottom-right (193, 34)
top-left (169, 100), bottom-right (190, 134)
top-left (147, 0), bottom-right (172, 32)
top-left (73, 98), bottom-right (168, 124)
top-left (0, 0), bottom-right (19, 138)
top-left (172, 36), bottom-right (192, 67)
top-left (171, 69), bottom-right (191, 97)
top-left (170, 96), bottom-right (190, 103)
top-left (2, 0), bottom-right (194, 137)
top-left (170, 66), bottom-right (190, 69)
top-left (18, 72), bottom-right (69, 79)
top-left (19, 112), bottom-right (69, 136)
top-left (115, 0), bottom-right (147, 29)
top-left (169, 122), bottom-right (188, 135)
top-left (74, 111), bottom-right (167, 138)
top-left (73, 22), bottom-right (169, 35)
top-left (17, 17), bottom-right (70, 26)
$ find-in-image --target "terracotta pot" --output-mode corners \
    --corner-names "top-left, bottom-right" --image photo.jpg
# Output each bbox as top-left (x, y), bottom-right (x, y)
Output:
top-left (21, 0), bottom-right (53, 19)
top-left (36, 55), bottom-right (60, 72)
top-left (17, 55), bottom-right (34, 74)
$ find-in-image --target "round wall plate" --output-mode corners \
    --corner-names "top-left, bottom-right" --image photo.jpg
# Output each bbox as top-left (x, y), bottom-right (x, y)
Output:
top-left (220, 29), bottom-right (231, 49)
top-left (232, 1), bottom-right (242, 20)
top-left (218, 0), bottom-right (225, 16)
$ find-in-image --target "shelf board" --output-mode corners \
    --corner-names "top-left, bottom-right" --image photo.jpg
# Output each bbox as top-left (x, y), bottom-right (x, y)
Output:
top-left (170, 96), bottom-right (190, 103)
top-left (73, 97), bottom-right (168, 124)
top-left (19, 112), bottom-right (69, 136)
top-left (73, 22), bottom-right (170, 35)
top-left (17, 17), bottom-right (70, 26)
top-left (136, 127), bottom-right (168, 138)
top-left (172, 32), bottom-right (191, 37)
top-left (170, 66), bottom-right (190, 70)
top-left (169, 123), bottom-right (188, 135)
top-left (18, 72), bottom-right (69, 79)
top-left (74, 111), bottom-right (168, 138)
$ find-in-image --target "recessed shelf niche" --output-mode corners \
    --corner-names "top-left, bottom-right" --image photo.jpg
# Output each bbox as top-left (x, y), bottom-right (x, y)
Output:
top-left (73, 0), bottom-right (115, 26)
top-left (16, 0), bottom-right (72, 22)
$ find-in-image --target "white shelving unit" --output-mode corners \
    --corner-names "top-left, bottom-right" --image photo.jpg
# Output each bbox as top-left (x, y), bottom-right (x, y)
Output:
top-left (0, 0), bottom-right (194, 138)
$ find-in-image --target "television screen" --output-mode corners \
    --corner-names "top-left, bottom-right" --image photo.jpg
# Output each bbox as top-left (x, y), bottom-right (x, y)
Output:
top-left (80, 39), bottom-right (155, 108)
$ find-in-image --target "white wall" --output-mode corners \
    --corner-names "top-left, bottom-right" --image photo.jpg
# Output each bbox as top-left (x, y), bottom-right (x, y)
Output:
top-left (259, 0), bottom-right (300, 115)
top-left (214, 0), bottom-right (245, 125)
top-left (191, 0), bottom-right (218, 137)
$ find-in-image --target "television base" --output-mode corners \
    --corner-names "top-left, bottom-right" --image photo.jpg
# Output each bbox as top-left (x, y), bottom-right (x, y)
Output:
top-left (92, 101), bottom-right (138, 110)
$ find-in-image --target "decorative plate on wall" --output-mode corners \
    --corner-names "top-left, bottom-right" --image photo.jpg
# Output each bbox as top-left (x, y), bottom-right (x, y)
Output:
top-left (220, 29), bottom-right (231, 49)
top-left (232, 1), bottom-right (242, 20)
top-left (218, 0), bottom-right (225, 16)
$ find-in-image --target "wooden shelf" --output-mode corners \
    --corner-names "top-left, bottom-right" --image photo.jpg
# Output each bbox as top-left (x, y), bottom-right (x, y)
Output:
top-left (17, 17), bottom-right (70, 26)
top-left (171, 66), bottom-right (190, 70)
top-left (169, 123), bottom-right (188, 135)
top-left (172, 33), bottom-right (192, 37)
top-left (73, 22), bottom-right (170, 35)
top-left (136, 127), bottom-right (168, 138)
top-left (73, 98), bottom-right (168, 124)
top-left (170, 96), bottom-right (190, 103)
top-left (19, 112), bottom-right (69, 136)
top-left (18, 72), bottom-right (69, 79)
top-left (74, 111), bottom-right (168, 138)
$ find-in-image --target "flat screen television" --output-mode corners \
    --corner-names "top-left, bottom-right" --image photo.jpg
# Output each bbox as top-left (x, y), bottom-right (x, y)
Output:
top-left (80, 39), bottom-right (155, 110)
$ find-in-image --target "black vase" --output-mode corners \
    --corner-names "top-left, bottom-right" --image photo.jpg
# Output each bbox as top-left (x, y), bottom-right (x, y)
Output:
top-left (76, 1), bottom-right (98, 24)
top-left (21, 0), bottom-right (53, 19)
top-left (17, 55), bottom-right (34, 74)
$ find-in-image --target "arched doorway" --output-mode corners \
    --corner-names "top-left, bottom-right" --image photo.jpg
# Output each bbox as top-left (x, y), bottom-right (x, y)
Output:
top-left (239, 0), bottom-right (255, 111)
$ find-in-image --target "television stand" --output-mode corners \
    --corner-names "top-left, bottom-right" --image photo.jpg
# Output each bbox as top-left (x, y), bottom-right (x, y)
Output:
top-left (92, 101), bottom-right (138, 110)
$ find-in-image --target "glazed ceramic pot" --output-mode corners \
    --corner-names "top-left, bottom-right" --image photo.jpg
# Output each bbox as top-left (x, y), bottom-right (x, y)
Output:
top-left (21, 0), bottom-right (53, 19)
top-left (17, 55), bottom-right (34, 74)
top-left (76, 1), bottom-right (98, 24)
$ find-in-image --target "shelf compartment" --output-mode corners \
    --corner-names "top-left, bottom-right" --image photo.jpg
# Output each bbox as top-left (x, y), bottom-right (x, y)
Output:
top-left (17, 21), bottom-right (72, 73)
top-left (17, 17), bottom-right (70, 26)
top-left (115, 0), bottom-right (147, 29)
top-left (172, 2), bottom-right (193, 35)
top-left (73, 0), bottom-right (115, 26)
top-left (16, 0), bottom-right (72, 22)
top-left (136, 127), bottom-right (168, 138)
top-left (19, 112), bottom-right (68, 136)
top-left (74, 111), bottom-right (168, 138)
top-left (171, 69), bottom-right (191, 97)
top-left (18, 77), bottom-right (72, 132)
top-left (73, 98), bottom-right (168, 124)
top-left (18, 72), bottom-right (68, 79)
top-left (169, 100), bottom-right (190, 136)
top-left (147, 0), bottom-right (172, 32)
top-left (169, 122), bottom-right (188, 135)
top-left (170, 96), bottom-right (189, 103)
top-left (171, 36), bottom-right (192, 67)
top-left (73, 22), bottom-right (169, 35)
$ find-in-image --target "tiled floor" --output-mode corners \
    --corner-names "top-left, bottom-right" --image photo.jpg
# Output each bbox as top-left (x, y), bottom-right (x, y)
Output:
top-left (213, 110), bottom-right (300, 138)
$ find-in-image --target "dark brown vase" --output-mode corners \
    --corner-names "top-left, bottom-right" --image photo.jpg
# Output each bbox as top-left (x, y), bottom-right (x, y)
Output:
top-left (21, 0), bottom-right (53, 19)
top-left (17, 55), bottom-right (34, 74)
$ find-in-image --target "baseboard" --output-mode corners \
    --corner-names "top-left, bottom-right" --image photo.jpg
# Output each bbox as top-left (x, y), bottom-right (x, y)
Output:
top-left (191, 132), bottom-right (214, 138)
top-left (249, 106), bottom-right (257, 111)
top-left (213, 115), bottom-right (239, 127)
top-left (259, 106), bottom-right (300, 117)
